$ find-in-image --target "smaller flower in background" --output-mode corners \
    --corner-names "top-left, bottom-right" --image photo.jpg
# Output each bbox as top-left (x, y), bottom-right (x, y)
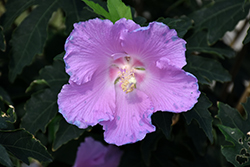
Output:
top-left (73, 137), bottom-right (123, 167)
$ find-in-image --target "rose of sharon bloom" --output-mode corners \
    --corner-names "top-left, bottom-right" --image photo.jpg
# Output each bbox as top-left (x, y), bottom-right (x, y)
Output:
top-left (58, 18), bottom-right (200, 146)
top-left (73, 137), bottom-right (123, 167)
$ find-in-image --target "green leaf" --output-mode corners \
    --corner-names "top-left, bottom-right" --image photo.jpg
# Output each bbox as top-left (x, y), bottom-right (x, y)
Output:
top-left (0, 144), bottom-right (13, 167)
top-left (60, 0), bottom-right (96, 34)
top-left (152, 112), bottom-right (173, 139)
top-left (82, 0), bottom-right (111, 20)
top-left (0, 129), bottom-right (52, 165)
top-left (21, 89), bottom-right (58, 134)
top-left (189, 0), bottom-right (250, 45)
top-left (0, 26), bottom-right (6, 52)
top-left (53, 118), bottom-right (86, 151)
top-left (9, 0), bottom-right (59, 82)
top-left (0, 106), bottom-right (16, 129)
top-left (243, 26), bottom-right (250, 44)
top-left (107, 0), bottom-right (132, 23)
top-left (184, 55), bottom-right (231, 84)
top-left (140, 131), bottom-right (161, 166)
top-left (183, 93), bottom-right (213, 142)
top-left (158, 16), bottom-right (193, 38)
top-left (0, 0), bottom-right (39, 30)
top-left (187, 31), bottom-right (236, 59)
top-left (218, 125), bottom-right (250, 167)
top-left (217, 97), bottom-right (250, 134)
top-left (0, 86), bottom-right (13, 105)
top-left (53, 52), bottom-right (64, 61)
top-left (21, 60), bottom-right (68, 134)
top-left (25, 79), bottom-right (49, 93)
top-left (39, 59), bottom-right (69, 91)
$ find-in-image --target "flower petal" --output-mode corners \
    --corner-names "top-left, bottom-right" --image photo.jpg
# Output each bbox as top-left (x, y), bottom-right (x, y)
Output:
top-left (101, 88), bottom-right (155, 146)
top-left (64, 18), bottom-right (126, 85)
top-left (138, 64), bottom-right (200, 113)
top-left (73, 137), bottom-right (107, 167)
top-left (115, 18), bottom-right (140, 31)
top-left (58, 70), bottom-right (115, 128)
top-left (121, 22), bottom-right (186, 69)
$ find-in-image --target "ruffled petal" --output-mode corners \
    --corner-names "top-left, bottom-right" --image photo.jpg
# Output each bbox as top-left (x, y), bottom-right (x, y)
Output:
top-left (101, 88), bottom-right (155, 146)
top-left (121, 22), bottom-right (186, 69)
top-left (115, 18), bottom-right (140, 32)
top-left (138, 64), bottom-right (200, 113)
top-left (64, 18), bottom-right (126, 85)
top-left (58, 70), bottom-right (115, 129)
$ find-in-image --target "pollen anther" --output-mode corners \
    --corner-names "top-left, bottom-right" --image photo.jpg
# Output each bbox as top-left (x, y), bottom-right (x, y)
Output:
top-left (118, 67), bottom-right (137, 93)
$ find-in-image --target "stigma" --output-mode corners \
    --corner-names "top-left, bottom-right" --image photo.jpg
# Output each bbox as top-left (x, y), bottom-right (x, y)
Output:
top-left (118, 66), bottom-right (137, 93)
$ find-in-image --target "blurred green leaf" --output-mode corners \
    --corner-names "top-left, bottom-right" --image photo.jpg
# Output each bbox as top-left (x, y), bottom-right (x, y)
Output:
top-left (0, 86), bottom-right (12, 105)
top-left (187, 31), bottom-right (236, 59)
top-left (183, 93), bottom-right (213, 142)
top-left (140, 131), bottom-right (161, 166)
top-left (152, 112), bottom-right (173, 139)
top-left (243, 26), bottom-right (250, 44)
top-left (53, 118), bottom-right (85, 151)
top-left (184, 55), bottom-right (231, 84)
top-left (0, 144), bottom-right (12, 167)
top-left (217, 97), bottom-right (250, 134)
top-left (107, 0), bottom-right (132, 22)
top-left (53, 52), bottom-right (64, 61)
top-left (0, 26), bottom-right (6, 52)
top-left (9, 0), bottom-right (59, 82)
top-left (82, 0), bottom-right (111, 20)
top-left (189, 0), bottom-right (250, 45)
top-left (60, 0), bottom-right (96, 34)
top-left (158, 16), bottom-right (193, 38)
top-left (0, 129), bottom-right (52, 165)
top-left (21, 89), bottom-right (58, 134)
top-left (218, 125), bottom-right (250, 167)
top-left (0, 0), bottom-right (39, 30)
top-left (0, 106), bottom-right (16, 129)
top-left (25, 79), bottom-right (49, 93)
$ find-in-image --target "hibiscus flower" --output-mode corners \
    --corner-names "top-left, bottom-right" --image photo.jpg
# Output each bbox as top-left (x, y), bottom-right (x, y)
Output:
top-left (58, 18), bottom-right (200, 146)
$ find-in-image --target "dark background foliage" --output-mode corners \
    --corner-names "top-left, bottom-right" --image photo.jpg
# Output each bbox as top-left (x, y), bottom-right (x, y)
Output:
top-left (0, 0), bottom-right (250, 166)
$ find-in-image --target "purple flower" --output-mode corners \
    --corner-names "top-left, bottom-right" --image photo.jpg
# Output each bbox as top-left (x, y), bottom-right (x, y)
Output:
top-left (58, 18), bottom-right (200, 146)
top-left (73, 137), bottom-right (123, 167)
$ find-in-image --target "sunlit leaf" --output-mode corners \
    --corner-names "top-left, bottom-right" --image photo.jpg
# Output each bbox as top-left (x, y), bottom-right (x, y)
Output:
top-left (9, 0), bottom-right (59, 82)
top-left (53, 118), bottom-right (85, 151)
top-left (183, 93), bottom-right (213, 142)
top-left (218, 125), bottom-right (250, 167)
top-left (187, 31), bottom-right (236, 59)
top-left (0, 0), bottom-right (39, 30)
top-left (184, 55), bottom-right (231, 84)
top-left (107, 0), bottom-right (132, 22)
top-left (82, 0), bottom-right (110, 19)
top-left (158, 16), bottom-right (193, 38)
top-left (0, 144), bottom-right (12, 167)
top-left (0, 129), bottom-right (52, 165)
top-left (0, 105), bottom-right (16, 129)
